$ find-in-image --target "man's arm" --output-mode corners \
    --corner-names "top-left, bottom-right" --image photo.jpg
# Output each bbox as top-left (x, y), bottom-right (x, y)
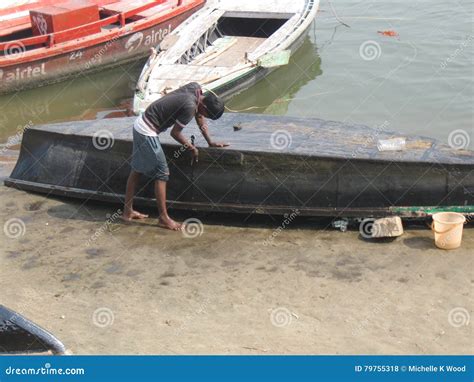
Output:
top-left (195, 114), bottom-right (229, 148)
top-left (170, 123), bottom-right (199, 163)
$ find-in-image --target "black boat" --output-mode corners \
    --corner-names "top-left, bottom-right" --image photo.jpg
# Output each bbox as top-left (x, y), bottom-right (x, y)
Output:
top-left (0, 305), bottom-right (66, 355)
top-left (4, 113), bottom-right (474, 218)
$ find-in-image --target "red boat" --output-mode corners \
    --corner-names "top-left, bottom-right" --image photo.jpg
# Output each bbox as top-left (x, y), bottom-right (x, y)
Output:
top-left (0, 0), bottom-right (205, 94)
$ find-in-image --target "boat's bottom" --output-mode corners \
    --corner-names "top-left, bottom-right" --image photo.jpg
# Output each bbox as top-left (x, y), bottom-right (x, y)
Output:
top-left (4, 114), bottom-right (474, 219)
top-left (5, 178), bottom-right (474, 219)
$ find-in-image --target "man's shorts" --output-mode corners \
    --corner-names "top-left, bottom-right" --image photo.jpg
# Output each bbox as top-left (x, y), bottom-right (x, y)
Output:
top-left (131, 128), bottom-right (169, 181)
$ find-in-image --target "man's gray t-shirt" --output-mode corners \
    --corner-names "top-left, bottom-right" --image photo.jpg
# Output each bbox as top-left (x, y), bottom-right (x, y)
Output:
top-left (144, 82), bottom-right (201, 132)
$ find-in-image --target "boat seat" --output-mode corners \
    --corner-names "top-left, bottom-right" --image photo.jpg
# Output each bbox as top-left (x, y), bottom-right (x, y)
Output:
top-left (191, 36), bottom-right (237, 65)
top-left (0, 14), bottom-right (32, 38)
top-left (148, 64), bottom-right (232, 94)
top-left (0, 21), bottom-right (32, 38)
top-left (150, 64), bottom-right (230, 81)
top-left (200, 36), bottom-right (265, 67)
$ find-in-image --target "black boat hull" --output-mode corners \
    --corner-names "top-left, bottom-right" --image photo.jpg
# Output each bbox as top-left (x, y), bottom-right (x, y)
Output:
top-left (5, 114), bottom-right (474, 218)
top-left (0, 305), bottom-right (66, 355)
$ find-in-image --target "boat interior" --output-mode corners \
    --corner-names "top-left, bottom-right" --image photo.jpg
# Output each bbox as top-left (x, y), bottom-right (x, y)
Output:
top-left (0, 0), bottom-right (192, 56)
top-left (146, 11), bottom-right (296, 94)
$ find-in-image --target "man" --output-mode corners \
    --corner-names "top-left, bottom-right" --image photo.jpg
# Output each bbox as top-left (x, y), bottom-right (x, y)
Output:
top-left (123, 82), bottom-right (228, 230)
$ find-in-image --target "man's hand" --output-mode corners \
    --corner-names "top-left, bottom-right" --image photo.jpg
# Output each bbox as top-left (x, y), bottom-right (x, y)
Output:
top-left (209, 142), bottom-right (230, 148)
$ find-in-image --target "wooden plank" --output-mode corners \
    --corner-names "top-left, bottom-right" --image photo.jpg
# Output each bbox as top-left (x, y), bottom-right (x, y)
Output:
top-left (193, 36), bottom-right (238, 65)
top-left (159, 8), bottom-right (227, 65)
top-left (149, 64), bottom-right (230, 82)
top-left (202, 36), bottom-right (264, 66)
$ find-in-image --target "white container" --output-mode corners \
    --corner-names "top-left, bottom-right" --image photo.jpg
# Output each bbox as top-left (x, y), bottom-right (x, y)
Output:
top-left (431, 212), bottom-right (466, 250)
top-left (377, 137), bottom-right (406, 151)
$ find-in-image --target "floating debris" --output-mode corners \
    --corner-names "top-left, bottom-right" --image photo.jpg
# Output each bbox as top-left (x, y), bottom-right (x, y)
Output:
top-left (378, 30), bottom-right (399, 38)
top-left (377, 137), bottom-right (406, 152)
top-left (233, 123), bottom-right (243, 132)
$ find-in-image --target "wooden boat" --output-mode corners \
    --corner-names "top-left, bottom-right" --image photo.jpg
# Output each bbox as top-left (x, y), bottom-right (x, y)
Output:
top-left (4, 114), bottom-right (474, 218)
top-left (0, 0), bottom-right (205, 94)
top-left (133, 0), bottom-right (319, 114)
top-left (0, 304), bottom-right (66, 354)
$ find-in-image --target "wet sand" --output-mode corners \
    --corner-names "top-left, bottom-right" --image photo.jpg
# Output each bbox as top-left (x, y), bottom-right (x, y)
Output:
top-left (0, 159), bottom-right (472, 355)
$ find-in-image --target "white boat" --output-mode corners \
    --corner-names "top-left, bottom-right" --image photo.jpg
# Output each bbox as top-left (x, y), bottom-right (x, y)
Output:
top-left (133, 0), bottom-right (319, 114)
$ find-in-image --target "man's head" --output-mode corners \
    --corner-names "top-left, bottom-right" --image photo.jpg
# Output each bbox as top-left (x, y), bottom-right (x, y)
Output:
top-left (199, 92), bottom-right (225, 120)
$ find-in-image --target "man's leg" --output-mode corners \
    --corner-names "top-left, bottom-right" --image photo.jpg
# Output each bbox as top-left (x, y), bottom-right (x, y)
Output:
top-left (122, 170), bottom-right (149, 221)
top-left (154, 179), bottom-right (182, 231)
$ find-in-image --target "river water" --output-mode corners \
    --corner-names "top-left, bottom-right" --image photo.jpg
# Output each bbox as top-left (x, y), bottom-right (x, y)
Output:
top-left (0, 0), bottom-right (472, 160)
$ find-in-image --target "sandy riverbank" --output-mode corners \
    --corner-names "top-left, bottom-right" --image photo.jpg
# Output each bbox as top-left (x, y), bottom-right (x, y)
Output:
top-left (0, 160), bottom-right (472, 355)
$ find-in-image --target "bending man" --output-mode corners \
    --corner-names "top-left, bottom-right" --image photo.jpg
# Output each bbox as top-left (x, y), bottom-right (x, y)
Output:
top-left (123, 82), bottom-right (228, 230)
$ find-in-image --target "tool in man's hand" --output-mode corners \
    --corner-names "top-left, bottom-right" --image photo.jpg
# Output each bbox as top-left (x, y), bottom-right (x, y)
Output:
top-left (190, 135), bottom-right (196, 166)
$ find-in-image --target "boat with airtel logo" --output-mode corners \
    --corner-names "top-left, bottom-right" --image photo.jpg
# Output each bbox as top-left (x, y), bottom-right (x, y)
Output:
top-left (0, 0), bottom-right (205, 94)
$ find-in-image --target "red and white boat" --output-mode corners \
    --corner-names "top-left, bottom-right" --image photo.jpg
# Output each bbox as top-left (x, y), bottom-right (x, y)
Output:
top-left (0, 0), bottom-right (205, 94)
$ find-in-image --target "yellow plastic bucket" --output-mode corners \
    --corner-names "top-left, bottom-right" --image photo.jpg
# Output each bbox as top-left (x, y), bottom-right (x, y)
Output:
top-left (431, 212), bottom-right (466, 250)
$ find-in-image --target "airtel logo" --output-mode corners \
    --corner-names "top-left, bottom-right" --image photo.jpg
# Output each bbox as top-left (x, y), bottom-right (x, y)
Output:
top-left (125, 32), bottom-right (144, 53)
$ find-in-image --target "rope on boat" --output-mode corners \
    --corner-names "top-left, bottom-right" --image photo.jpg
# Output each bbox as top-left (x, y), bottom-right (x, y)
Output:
top-left (203, 86), bottom-right (344, 113)
top-left (326, 0), bottom-right (351, 28)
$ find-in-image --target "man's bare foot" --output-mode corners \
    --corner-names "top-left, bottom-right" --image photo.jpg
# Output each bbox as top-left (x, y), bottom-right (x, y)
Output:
top-left (158, 216), bottom-right (182, 231)
top-left (122, 210), bottom-right (149, 222)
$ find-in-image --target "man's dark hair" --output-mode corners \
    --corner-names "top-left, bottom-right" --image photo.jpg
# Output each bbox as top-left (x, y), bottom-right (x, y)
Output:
top-left (202, 93), bottom-right (225, 120)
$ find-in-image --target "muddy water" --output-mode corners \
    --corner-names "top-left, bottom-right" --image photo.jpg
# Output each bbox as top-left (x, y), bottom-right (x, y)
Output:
top-left (228, 2), bottom-right (473, 144)
top-left (0, 59), bottom-right (146, 175)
